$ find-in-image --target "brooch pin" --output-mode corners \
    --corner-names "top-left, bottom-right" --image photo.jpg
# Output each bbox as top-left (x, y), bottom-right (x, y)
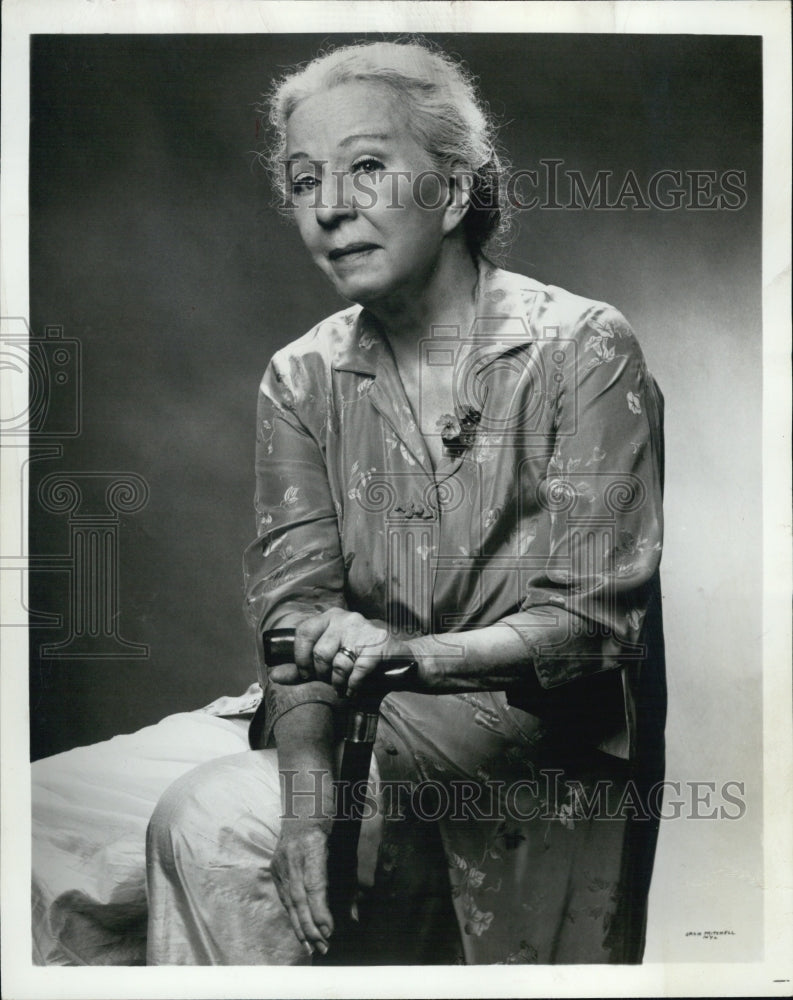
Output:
top-left (436, 405), bottom-right (482, 457)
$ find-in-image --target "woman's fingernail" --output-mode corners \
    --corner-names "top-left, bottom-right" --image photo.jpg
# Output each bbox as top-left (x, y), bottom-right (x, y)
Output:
top-left (303, 941), bottom-right (314, 956)
top-left (319, 925), bottom-right (330, 937)
top-left (316, 941), bottom-right (328, 955)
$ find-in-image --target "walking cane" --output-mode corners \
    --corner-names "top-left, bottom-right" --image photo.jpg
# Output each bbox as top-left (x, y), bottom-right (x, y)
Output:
top-left (258, 627), bottom-right (418, 965)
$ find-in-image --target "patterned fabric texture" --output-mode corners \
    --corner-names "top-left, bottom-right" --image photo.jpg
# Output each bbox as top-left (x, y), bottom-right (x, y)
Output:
top-left (32, 266), bottom-right (666, 964)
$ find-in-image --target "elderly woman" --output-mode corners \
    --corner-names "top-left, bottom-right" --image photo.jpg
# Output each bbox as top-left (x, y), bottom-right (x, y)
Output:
top-left (32, 38), bottom-right (665, 967)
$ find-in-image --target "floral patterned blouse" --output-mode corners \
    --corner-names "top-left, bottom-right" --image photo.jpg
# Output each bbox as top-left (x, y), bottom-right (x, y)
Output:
top-left (242, 264), bottom-right (664, 760)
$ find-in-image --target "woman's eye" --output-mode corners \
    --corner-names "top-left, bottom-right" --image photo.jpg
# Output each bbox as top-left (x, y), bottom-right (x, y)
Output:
top-left (352, 157), bottom-right (384, 176)
top-left (291, 174), bottom-right (319, 195)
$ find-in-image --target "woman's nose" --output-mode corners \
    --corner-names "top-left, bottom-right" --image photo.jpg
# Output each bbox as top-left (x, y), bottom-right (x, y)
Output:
top-left (315, 172), bottom-right (357, 228)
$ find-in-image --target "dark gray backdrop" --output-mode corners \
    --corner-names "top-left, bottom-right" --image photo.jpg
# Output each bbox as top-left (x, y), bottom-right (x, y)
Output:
top-left (29, 33), bottom-right (762, 762)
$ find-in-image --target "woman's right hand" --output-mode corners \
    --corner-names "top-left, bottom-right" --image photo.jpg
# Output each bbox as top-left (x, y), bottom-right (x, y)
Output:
top-left (270, 701), bottom-right (337, 955)
top-left (271, 819), bottom-right (334, 956)
top-left (270, 609), bottom-right (416, 699)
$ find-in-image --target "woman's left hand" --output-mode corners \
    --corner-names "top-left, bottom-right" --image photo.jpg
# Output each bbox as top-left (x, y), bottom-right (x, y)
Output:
top-left (268, 608), bottom-right (416, 698)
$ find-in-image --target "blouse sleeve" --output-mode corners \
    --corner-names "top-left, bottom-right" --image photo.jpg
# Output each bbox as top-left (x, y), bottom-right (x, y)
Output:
top-left (242, 353), bottom-right (346, 745)
top-left (504, 304), bottom-right (664, 691)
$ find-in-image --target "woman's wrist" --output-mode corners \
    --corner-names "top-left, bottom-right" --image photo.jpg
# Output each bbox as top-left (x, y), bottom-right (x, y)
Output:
top-left (405, 634), bottom-right (444, 692)
top-left (405, 623), bottom-right (542, 694)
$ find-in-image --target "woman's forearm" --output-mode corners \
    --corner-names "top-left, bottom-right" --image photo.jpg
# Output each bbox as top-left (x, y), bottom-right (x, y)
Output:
top-left (406, 611), bottom-right (597, 695)
top-left (406, 620), bottom-right (533, 693)
top-left (272, 702), bottom-right (337, 829)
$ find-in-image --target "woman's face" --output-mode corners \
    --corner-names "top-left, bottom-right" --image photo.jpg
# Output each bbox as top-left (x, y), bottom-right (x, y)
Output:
top-left (285, 81), bottom-right (459, 306)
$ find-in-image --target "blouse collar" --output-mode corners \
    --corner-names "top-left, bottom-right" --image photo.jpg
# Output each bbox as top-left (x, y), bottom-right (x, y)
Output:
top-left (330, 262), bottom-right (543, 379)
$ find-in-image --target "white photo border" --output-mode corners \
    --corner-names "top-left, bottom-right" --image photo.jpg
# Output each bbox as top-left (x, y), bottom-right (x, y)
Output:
top-left (2, 1), bottom-right (790, 997)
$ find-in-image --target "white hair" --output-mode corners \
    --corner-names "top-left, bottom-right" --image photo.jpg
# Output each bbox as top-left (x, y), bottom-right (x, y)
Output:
top-left (261, 38), bottom-right (511, 258)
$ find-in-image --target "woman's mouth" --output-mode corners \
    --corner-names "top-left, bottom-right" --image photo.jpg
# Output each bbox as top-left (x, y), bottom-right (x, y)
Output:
top-left (328, 243), bottom-right (380, 262)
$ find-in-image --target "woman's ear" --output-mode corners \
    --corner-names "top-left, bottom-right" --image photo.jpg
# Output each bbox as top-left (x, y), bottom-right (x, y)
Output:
top-left (442, 170), bottom-right (474, 235)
